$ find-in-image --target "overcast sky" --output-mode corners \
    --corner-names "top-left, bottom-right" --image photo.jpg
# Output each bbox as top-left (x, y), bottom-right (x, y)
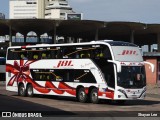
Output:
top-left (1, 0), bottom-right (160, 23)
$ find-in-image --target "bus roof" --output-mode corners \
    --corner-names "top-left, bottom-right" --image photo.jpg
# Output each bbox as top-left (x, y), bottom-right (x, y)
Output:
top-left (106, 41), bottom-right (137, 47)
top-left (8, 40), bottom-right (138, 49)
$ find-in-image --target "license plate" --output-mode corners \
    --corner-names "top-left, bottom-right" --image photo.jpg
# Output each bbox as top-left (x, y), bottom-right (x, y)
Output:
top-left (132, 97), bottom-right (138, 100)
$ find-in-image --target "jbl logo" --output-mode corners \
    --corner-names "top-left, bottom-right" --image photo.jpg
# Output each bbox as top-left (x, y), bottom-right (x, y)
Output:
top-left (119, 50), bottom-right (138, 55)
top-left (57, 60), bottom-right (73, 68)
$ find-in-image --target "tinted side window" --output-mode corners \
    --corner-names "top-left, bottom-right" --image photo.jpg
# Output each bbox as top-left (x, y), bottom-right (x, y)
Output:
top-left (56, 48), bottom-right (63, 59)
top-left (54, 70), bottom-right (74, 82)
top-left (7, 49), bottom-right (12, 60)
top-left (50, 48), bottom-right (62, 59)
top-left (30, 69), bottom-right (97, 83)
top-left (63, 47), bottom-right (76, 59)
top-left (20, 51), bottom-right (28, 60)
top-left (91, 45), bottom-right (112, 59)
top-left (7, 49), bottom-right (21, 60)
top-left (74, 70), bottom-right (96, 83)
top-left (30, 69), bottom-right (55, 81)
top-left (30, 69), bottom-right (74, 82)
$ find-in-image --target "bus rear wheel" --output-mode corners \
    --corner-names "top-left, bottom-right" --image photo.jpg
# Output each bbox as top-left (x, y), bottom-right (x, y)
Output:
top-left (26, 84), bottom-right (34, 97)
top-left (18, 84), bottom-right (26, 97)
top-left (77, 87), bottom-right (88, 103)
top-left (90, 88), bottom-right (99, 104)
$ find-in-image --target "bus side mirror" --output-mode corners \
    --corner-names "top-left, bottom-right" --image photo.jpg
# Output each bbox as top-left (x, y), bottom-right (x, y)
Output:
top-left (144, 61), bottom-right (154, 73)
top-left (108, 60), bottom-right (121, 73)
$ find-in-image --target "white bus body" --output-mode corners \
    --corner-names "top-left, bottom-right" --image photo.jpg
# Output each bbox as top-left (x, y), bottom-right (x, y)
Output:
top-left (6, 41), bottom-right (150, 104)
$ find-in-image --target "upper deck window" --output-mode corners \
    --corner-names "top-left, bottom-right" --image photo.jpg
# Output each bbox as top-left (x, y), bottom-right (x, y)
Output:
top-left (62, 45), bottom-right (112, 60)
top-left (7, 44), bottom-right (112, 60)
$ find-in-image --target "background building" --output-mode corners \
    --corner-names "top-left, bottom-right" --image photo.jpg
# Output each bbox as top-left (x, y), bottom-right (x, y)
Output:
top-left (9, 0), bottom-right (46, 19)
top-left (45, 0), bottom-right (75, 19)
top-left (0, 13), bottom-right (5, 19)
top-left (9, 0), bottom-right (78, 20)
top-left (9, 0), bottom-right (81, 44)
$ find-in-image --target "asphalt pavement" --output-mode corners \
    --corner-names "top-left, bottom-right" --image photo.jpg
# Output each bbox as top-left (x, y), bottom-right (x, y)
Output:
top-left (0, 81), bottom-right (160, 118)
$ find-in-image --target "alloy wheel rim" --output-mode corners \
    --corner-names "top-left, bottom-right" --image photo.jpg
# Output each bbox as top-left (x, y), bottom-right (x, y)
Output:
top-left (28, 87), bottom-right (32, 95)
top-left (80, 91), bottom-right (85, 100)
top-left (92, 92), bottom-right (98, 101)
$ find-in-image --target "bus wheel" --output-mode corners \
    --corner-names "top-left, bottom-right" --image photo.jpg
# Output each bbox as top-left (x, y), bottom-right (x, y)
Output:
top-left (90, 88), bottom-right (99, 104)
top-left (26, 84), bottom-right (34, 97)
top-left (18, 84), bottom-right (26, 97)
top-left (77, 87), bottom-right (88, 103)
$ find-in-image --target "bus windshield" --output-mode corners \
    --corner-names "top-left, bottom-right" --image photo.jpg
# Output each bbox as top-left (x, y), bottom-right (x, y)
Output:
top-left (117, 66), bottom-right (146, 89)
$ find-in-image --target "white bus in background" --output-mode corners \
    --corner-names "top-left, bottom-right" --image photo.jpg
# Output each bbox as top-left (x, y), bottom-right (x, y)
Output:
top-left (6, 40), bottom-right (154, 104)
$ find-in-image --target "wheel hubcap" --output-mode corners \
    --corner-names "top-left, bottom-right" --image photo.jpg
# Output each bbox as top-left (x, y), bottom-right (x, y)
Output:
top-left (20, 87), bottom-right (24, 95)
top-left (28, 87), bottom-right (32, 95)
top-left (92, 92), bottom-right (98, 101)
top-left (80, 91), bottom-right (85, 100)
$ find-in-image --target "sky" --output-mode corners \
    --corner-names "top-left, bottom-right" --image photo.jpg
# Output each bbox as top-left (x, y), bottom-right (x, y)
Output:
top-left (1, 0), bottom-right (160, 23)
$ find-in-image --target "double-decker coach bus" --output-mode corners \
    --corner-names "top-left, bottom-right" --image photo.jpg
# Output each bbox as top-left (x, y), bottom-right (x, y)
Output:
top-left (6, 40), bottom-right (154, 104)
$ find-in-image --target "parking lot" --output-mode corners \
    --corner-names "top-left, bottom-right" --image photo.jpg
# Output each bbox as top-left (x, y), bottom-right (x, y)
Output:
top-left (0, 83), bottom-right (160, 117)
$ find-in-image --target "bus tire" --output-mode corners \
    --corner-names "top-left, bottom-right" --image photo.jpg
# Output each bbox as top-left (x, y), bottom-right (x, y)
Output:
top-left (90, 88), bottom-right (99, 104)
top-left (77, 87), bottom-right (88, 103)
top-left (26, 84), bottom-right (34, 97)
top-left (18, 84), bottom-right (26, 97)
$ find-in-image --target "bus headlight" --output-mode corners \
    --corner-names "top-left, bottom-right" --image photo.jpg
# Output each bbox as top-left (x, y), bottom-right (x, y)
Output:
top-left (118, 89), bottom-right (125, 94)
top-left (118, 89), bottom-right (128, 98)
